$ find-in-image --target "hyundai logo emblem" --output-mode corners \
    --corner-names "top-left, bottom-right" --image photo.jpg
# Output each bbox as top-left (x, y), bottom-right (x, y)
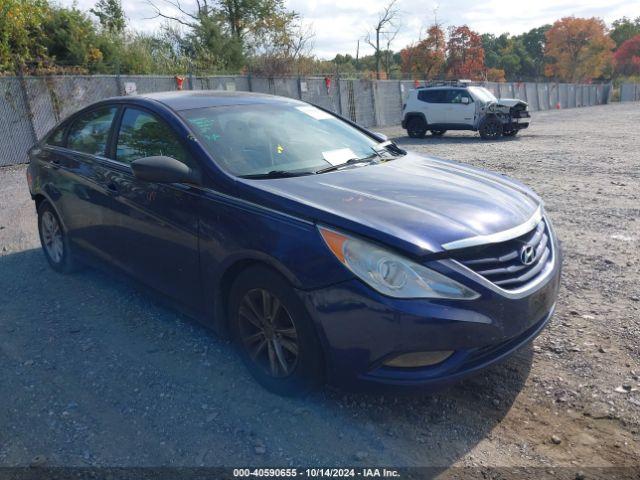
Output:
top-left (520, 244), bottom-right (536, 266)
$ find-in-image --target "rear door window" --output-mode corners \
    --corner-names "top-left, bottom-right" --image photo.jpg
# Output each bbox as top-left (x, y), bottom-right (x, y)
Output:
top-left (115, 108), bottom-right (191, 167)
top-left (67, 107), bottom-right (117, 157)
top-left (46, 124), bottom-right (67, 147)
top-left (418, 90), bottom-right (446, 103)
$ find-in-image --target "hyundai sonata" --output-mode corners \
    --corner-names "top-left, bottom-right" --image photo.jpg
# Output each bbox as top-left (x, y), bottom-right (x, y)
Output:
top-left (27, 91), bottom-right (561, 395)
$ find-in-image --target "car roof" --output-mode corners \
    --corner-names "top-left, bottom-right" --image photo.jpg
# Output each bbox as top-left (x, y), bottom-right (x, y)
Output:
top-left (132, 90), bottom-right (306, 111)
top-left (416, 86), bottom-right (467, 90)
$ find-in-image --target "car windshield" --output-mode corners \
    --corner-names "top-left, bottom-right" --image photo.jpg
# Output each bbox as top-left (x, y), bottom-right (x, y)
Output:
top-left (181, 103), bottom-right (384, 177)
top-left (468, 86), bottom-right (498, 103)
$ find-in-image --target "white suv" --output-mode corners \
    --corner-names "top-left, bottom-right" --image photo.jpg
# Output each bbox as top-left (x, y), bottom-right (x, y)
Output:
top-left (402, 85), bottom-right (530, 140)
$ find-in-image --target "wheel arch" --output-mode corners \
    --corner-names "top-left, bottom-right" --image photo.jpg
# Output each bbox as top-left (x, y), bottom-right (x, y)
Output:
top-left (404, 112), bottom-right (428, 126)
top-left (212, 254), bottom-right (304, 337)
top-left (32, 191), bottom-right (68, 233)
top-left (219, 258), bottom-right (329, 388)
top-left (33, 193), bottom-right (47, 211)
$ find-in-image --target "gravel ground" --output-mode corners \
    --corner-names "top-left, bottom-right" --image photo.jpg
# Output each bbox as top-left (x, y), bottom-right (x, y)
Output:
top-left (0, 103), bottom-right (639, 474)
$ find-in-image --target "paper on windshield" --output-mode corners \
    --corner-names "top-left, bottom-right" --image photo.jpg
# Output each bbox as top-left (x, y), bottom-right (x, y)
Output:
top-left (297, 105), bottom-right (334, 120)
top-left (322, 148), bottom-right (356, 166)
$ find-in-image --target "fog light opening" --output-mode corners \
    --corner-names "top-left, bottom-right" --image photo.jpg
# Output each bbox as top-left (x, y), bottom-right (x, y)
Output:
top-left (383, 350), bottom-right (454, 368)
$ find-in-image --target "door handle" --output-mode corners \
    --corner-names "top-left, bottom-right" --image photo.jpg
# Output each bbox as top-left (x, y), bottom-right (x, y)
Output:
top-left (106, 182), bottom-right (119, 195)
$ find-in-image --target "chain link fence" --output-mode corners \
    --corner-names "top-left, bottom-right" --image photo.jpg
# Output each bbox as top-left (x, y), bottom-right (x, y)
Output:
top-left (0, 78), bottom-right (35, 168)
top-left (0, 74), bottom-right (624, 167)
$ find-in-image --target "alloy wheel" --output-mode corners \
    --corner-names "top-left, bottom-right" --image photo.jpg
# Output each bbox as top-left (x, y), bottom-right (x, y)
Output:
top-left (238, 288), bottom-right (299, 378)
top-left (41, 210), bottom-right (64, 264)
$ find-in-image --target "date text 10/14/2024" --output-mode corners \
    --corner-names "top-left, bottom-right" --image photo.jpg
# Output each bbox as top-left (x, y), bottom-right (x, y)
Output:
top-left (232, 468), bottom-right (401, 478)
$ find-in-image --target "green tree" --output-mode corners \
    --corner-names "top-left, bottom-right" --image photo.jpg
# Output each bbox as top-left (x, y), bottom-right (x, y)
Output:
top-left (147, 0), bottom-right (301, 71)
top-left (41, 5), bottom-right (101, 70)
top-left (517, 25), bottom-right (550, 79)
top-left (218, 0), bottom-right (293, 50)
top-left (90, 0), bottom-right (126, 35)
top-left (114, 32), bottom-right (188, 74)
top-left (610, 17), bottom-right (640, 48)
top-left (187, 15), bottom-right (244, 72)
top-left (481, 27), bottom-right (550, 81)
top-left (481, 33), bottom-right (518, 77)
top-left (0, 0), bottom-right (49, 71)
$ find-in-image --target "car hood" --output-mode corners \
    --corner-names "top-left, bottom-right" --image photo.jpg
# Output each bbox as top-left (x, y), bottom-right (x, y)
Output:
top-left (238, 153), bottom-right (541, 257)
top-left (495, 98), bottom-right (528, 108)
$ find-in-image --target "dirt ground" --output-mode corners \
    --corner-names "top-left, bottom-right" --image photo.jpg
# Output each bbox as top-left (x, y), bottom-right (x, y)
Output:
top-left (0, 103), bottom-right (639, 476)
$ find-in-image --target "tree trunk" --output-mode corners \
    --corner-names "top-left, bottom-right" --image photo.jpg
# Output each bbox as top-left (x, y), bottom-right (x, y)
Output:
top-left (375, 28), bottom-right (381, 80)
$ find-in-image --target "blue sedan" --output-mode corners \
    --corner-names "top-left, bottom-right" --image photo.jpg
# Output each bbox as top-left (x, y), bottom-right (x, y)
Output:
top-left (27, 91), bottom-right (561, 395)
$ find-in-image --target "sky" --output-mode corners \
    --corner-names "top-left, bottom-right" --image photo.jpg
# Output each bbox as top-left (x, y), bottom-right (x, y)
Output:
top-left (64, 0), bottom-right (639, 59)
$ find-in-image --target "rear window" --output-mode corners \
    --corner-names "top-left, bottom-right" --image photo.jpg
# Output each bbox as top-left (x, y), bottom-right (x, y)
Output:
top-left (46, 125), bottom-right (66, 147)
top-left (67, 107), bottom-right (117, 157)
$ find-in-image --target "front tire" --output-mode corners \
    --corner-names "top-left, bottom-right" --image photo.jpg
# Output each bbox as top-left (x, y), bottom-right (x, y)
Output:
top-left (503, 129), bottom-right (519, 137)
top-left (406, 117), bottom-right (427, 138)
top-left (229, 266), bottom-right (324, 396)
top-left (479, 116), bottom-right (503, 140)
top-left (37, 201), bottom-right (78, 273)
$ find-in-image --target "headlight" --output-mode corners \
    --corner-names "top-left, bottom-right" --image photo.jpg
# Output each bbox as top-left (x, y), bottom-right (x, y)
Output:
top-left (318, 227), bottom-right (479, 300)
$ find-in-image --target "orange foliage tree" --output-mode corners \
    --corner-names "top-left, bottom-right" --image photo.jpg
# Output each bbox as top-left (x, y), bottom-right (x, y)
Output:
top-left (445, 25), bottom-right (484, 79)
top-left (614, 34), bottom-right (640, 76)
top-left (544, 17), bottom-right (614, 82)
top-left (486, 67), bottom-right (506, 82)
top-left (400, 25), bottom-right (446, 79)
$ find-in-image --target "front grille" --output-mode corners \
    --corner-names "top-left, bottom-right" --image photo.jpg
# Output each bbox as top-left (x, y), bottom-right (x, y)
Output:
top-left (510, 105), bottom-right (530, 118)
top-left (451, 219), bottom-right (552, 290)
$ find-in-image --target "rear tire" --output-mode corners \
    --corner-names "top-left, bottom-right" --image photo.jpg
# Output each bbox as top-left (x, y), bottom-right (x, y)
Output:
top-left (37, 201), bottom-right (79, 273)
top-left (406, 117), bottom-right (427, 138)
top-left (479, 116), bottom-right (503, 140)
top-left (229, 266), bottom-right (324, 396)
top-left (431, 129), bottom-right (446, 136)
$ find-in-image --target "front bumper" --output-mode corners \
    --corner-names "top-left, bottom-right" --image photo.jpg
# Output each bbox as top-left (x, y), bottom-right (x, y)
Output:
top-left (508, 111), bottom-right (531, 130)
top-left (298, 246), bottom-right (561, 391)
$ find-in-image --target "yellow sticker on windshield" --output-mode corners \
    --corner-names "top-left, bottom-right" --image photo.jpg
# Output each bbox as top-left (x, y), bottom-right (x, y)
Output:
top-left (277, 145), bottom-right (284, 154)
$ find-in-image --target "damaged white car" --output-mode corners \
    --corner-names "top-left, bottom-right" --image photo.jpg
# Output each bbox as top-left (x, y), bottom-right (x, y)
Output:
top-left (402, 84), bottom-right (531, 140)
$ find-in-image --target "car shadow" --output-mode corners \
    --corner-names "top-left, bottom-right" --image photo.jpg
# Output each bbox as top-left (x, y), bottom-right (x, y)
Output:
top-left (0, 248), bottom-right (533, 469)
top-left (392, 134), bottom-right (524, 147)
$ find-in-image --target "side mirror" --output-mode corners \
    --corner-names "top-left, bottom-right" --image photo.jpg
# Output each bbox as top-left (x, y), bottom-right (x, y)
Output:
top-left (461, 97), bottom-right (470, 104)
top-left (371, 131), bottom-right (389, 142)
top-left (131, 156), bottom-right (201, 185)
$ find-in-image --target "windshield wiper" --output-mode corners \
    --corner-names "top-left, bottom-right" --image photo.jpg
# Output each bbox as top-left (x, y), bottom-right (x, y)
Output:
top-left (373, 140), bottom-right (406, 158)
top-left (239, 170), bottom-right (314, 179)
top-left (315, 153), bottom-right (379, 174)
